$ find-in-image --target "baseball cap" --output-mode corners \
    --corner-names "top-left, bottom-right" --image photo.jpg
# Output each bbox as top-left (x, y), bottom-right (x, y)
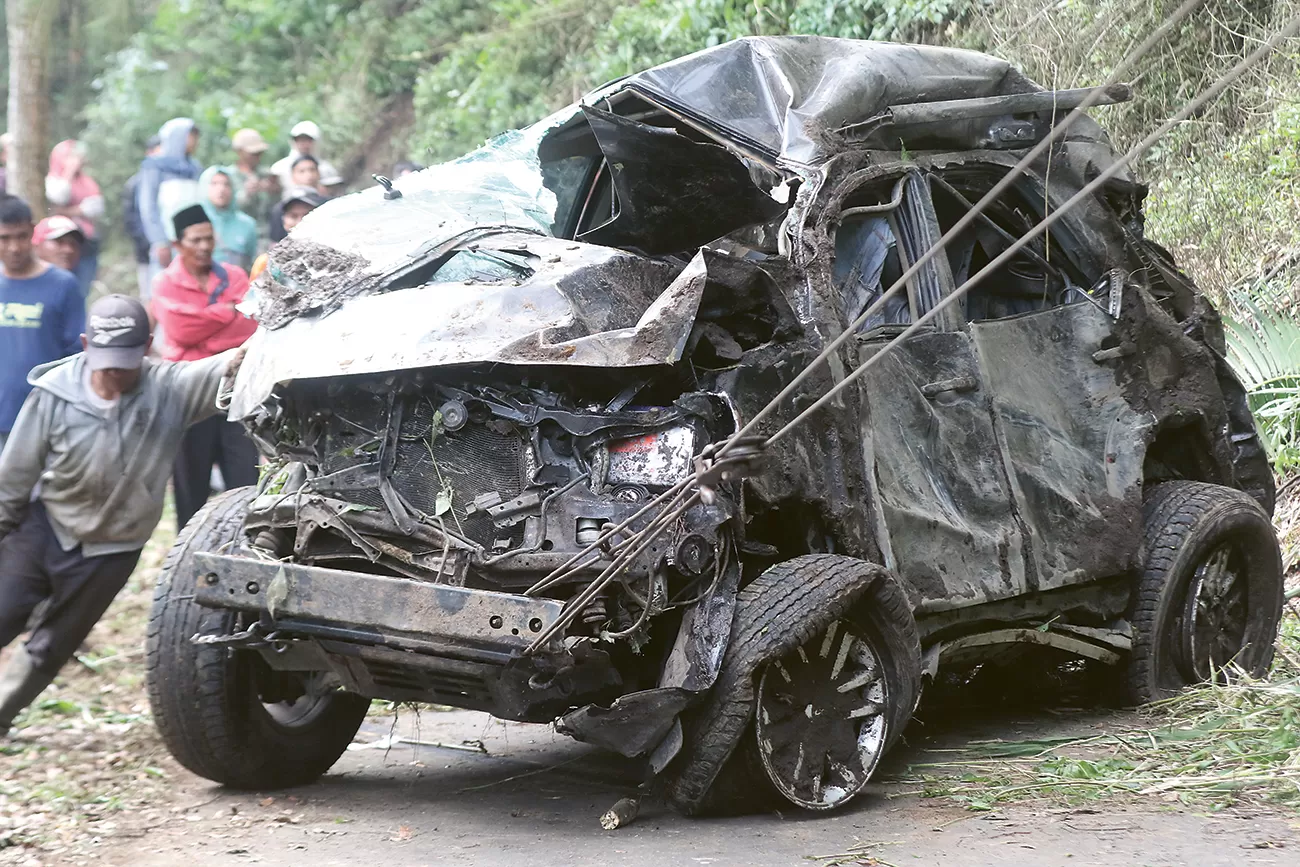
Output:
top-left (319, 168), bottom-right (344, 187)
top-left (232, 128), bottom-right (269, 153)
top-left (280, 186), bottom-right (326, 209)
top-left (290, 121), bottom-right (321, 140)
top-left (32, 215), bottom-right (84, 245)
top-left (85, 295), bottom-right (150, 371)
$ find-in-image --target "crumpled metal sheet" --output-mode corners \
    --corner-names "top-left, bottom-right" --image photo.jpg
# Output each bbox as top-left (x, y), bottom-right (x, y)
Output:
top-left (556, 688), bottom-right (695, 758)
top-left (970, 300), bottom-right (1148, 590)
top-left (228, 239), bottom-right (706, 419)
top-left (625, 36), bottom-right (1033, 165)
top-left (858, 330), bottom-right (1031, 612)
top-left (254, 120), bottom-right (567, 329)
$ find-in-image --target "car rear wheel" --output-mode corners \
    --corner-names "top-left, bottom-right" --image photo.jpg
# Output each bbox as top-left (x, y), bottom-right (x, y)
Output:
top-left (1126, 481), bottom-right (1283, 704)
top-left (666, 555), bottom-right (921, 815)
top-left (146, 487), bottom-right (370, 789)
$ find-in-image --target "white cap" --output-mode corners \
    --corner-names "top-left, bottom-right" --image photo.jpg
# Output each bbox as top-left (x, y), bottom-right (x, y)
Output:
top-left (290, 121), bottom-right (321, 140)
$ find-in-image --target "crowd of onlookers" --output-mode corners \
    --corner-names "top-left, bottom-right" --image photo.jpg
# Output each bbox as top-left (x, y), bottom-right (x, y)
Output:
top-left (0, 119), bottom-right (426, 734)
top-left (0, 117), bottom-right (427, 525)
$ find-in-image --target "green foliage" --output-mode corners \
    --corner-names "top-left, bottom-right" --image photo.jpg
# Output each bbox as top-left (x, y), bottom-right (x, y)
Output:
top-left (407, 0), bottom-right (973, 161)
top-left (789, 0), bottom-right (964, 41)
top-left (1225, 295), bottom-right (1300, 473)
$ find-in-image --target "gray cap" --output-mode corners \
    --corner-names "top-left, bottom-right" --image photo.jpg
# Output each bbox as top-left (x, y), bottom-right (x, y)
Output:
top-left (85, 295), bottom-right (150, 370)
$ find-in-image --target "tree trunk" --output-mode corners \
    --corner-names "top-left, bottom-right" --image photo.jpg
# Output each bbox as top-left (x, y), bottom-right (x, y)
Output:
top-left (6, 0), bottom-right (58, 210)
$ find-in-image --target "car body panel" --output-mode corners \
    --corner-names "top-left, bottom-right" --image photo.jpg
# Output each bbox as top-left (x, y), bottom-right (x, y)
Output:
top-left (970, 301), bottom-right (1148, 590)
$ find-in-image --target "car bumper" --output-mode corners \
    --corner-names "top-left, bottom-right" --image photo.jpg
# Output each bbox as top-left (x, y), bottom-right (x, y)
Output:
top-left (192, 552), bottom-right (564, 662)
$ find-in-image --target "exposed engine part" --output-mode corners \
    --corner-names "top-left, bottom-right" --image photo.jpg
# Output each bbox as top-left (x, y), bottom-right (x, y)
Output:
top-left (608, 425), bottom-right (697, 487)
top-left (612, 484), bottom-right (650, 504)
top-left (439, 399), bottom-right (469, 431)
top-left (581, 595), bottom-right (609, 627)
top-left (673, 534), bottom-right (713, 578)
top-left (576, 518), bottom-right (604, 547)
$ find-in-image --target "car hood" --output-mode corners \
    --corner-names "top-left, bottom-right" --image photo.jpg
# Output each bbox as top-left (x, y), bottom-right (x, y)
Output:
top-left (228, 235), bottom-right (705, 419)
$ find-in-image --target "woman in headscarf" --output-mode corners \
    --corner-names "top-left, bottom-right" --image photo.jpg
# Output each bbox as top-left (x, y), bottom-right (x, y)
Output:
top-left (199, 166), bottom-right (258, 271)
top-left (44, 140), bottom-right (104, 295)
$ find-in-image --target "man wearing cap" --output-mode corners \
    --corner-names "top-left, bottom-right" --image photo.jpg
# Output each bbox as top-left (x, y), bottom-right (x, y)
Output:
top-left (0, 196), bottom-right (84, 457)
top-left (150, 204), bottom-right (258, 530)
top-left (319, 166), bottom-right (346, 198)
top-left (0, 294), bottom-right (244, 736)
top-left (270, 121), bottom-right (339, 193)
top-left (268, 185), bottom-right (327, 244)
top-left (228, 128), bottom-right (279, 228)
top-left (33, 215), bottom-right (85, 276)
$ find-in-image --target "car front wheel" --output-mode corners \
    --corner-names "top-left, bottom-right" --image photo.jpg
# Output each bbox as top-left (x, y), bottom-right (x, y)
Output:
top-left (666, 555), bottom-right (921, 815)
top-left (146, 487), bottom-right (370, 789)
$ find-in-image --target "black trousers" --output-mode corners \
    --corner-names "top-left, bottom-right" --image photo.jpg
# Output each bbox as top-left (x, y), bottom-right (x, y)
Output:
top-left (173, 415), bottom-right (259, 530)
top-left (0, 502), bottom-right (141, 675)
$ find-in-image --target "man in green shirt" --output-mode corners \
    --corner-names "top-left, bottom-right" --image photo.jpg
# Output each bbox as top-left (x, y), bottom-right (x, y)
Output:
top-left (228, 128), bottom-right (279, 232)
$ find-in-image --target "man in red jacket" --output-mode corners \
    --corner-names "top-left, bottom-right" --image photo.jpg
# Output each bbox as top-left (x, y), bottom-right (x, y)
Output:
top-left (151, 204), bottom-right (259, 529)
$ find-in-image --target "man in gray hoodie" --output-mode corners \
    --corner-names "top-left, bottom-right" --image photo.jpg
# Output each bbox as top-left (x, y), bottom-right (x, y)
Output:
top-left (0, 294), bottom-right (241, 736)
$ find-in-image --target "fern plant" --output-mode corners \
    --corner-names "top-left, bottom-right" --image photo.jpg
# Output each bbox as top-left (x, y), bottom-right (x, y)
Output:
top-left (1223, 292), bottom-right (1300, 474)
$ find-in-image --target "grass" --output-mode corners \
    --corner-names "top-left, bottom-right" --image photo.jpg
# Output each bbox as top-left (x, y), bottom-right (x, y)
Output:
top-left (911, 609), bottom-right (1300, 813)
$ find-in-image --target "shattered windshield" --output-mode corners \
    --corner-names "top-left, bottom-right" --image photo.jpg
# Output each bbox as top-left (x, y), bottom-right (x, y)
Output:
top-left (259, 107), bottom-right (585, 327)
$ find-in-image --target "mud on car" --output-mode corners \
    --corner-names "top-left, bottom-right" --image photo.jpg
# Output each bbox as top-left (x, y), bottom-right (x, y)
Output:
top-left (147, 37), bottom-right (1283, 815)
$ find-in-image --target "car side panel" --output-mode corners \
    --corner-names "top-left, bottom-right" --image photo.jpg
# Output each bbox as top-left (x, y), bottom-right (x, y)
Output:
top-left (859, 329), bottom-right (1032, 611)
top-left (969, 302), bottom-right (1148, 590)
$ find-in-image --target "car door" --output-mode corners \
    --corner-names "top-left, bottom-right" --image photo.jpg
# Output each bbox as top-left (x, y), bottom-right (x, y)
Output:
top-left (841, 172), bottom-right (1033, 611)
top-left (968, 298), bottom-right (1147, 590)
top-left (928, 167), bottom-right (1148, 591)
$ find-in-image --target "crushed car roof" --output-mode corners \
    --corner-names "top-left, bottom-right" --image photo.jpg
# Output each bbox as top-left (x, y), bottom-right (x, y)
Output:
top-left (620, 36), bottom-right (1034, 165)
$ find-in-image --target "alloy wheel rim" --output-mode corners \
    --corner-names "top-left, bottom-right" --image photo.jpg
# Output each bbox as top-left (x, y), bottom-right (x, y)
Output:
top-left (1178, 542), bottom-right (1249, 681)
top-left (754, 619), bottom-right (889, 810)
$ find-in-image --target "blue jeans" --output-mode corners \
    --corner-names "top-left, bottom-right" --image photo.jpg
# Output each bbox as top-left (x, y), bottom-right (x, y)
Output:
top-left (73, 243), bottom-right (99, 298)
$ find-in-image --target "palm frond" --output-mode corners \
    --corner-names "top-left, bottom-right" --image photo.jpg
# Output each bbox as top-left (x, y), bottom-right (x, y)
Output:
top-left (1223, 292), bottom-right (1300, 472)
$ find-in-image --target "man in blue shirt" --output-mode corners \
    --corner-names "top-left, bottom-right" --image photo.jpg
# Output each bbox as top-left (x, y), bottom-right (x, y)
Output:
top-left (0, 196), bottom-right (84, 454)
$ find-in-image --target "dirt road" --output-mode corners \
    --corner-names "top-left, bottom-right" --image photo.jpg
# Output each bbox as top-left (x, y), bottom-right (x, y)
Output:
top-left (4, 520), bottom-right (1296, 866)
top-left (88, 708), bottom-right (1296, 867)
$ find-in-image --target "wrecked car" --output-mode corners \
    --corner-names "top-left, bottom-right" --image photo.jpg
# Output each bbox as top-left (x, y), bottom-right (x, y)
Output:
top-left (146, 37), bottom-right (1284, 815)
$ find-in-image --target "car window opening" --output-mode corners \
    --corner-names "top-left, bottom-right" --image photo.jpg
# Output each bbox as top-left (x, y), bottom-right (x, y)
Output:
top-left (541, 94), bottom-right (788, 255)
top-left (929, 172), bottom-right (1094, 321)
top-left (834, 173), bottom-right (953, 334)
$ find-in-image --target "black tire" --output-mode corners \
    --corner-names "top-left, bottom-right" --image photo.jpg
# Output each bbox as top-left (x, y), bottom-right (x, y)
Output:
top-left (665, 555), bottom-right (921, 815)
top-left (1126, 481), bottom-right (1283, 704)
top-left (146, 487), bottom-right (370, 789)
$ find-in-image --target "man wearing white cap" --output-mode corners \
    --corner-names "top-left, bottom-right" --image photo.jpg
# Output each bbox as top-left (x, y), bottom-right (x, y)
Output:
top-left (270, 121), bottom-right (339, 193)
top-left (0, 294), bottom-right (244, 737)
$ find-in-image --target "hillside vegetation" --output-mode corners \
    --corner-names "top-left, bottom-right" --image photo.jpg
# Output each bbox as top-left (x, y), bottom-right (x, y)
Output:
top-left (20, 0), bottom-right (1300, 465)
